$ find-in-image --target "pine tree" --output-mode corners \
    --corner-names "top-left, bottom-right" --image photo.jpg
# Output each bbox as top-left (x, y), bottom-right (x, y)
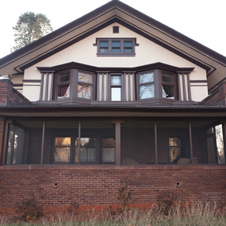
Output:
top-left (12, 12), bottom-right (53, 51)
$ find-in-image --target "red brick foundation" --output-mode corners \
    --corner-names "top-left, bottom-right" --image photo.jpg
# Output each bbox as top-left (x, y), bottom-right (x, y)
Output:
top-left (0, 165), bottom-right (226, 209)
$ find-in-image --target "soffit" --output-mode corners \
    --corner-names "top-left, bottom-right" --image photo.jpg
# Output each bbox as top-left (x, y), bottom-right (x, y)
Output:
top-left (0, 0), bottom-right (226, 90)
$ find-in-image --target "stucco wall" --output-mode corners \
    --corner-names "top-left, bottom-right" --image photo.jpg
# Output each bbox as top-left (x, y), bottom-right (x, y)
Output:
top-left (23, 22), bottom-right (208, 102)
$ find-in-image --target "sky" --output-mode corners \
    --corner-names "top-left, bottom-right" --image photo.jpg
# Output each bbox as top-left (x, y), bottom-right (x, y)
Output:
top-left (0, 0), bottom-right (226, 59)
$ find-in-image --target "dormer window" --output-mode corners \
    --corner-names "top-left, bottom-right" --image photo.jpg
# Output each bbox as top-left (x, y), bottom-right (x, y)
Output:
top-left (96, 38), bottom-right (136, 56)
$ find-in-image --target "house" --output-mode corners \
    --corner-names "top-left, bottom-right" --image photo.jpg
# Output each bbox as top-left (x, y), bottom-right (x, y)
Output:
top-left (0, 0), bottom-right (226, 209)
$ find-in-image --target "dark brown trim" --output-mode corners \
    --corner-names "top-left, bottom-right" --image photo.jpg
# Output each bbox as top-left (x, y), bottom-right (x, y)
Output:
top-left (97, 73), bottom-right (100, 101)
top-left (78, 120), bottom-right (81, 164)
top-left (49, 73), bottom-right (54, 101)
top-left (154, 120), bottom-right (157, 164)
top-left (13, 83), bottom-right (23, 87)
top-left (208, 77), bottom-right (226, 93)
top-left (37, 62), bottom-right (194, 75)
top-left (182, 73), bottom-right (187, 101)
top-left (187, 73), bottom-right (192, 101)
top-left (190, 80), bottom-right (208, 83)
top-left (39, 73), bottom-right (44, 101)
top-left (2, 120), bottom-right (9, 166)
top-left (41, 120), bottom-right (45, 164)
top-left (115, 121), bottom-right (121, 166)
top-left (45, 73), bottom-right (49, 101)
top-left (128, 73), bottom-right (131, 101)
top-left (102, 73), bottom-right (104, 101)
top-left (23, 79), bottom-right (41, 83)
top-left (188, 120), bottom-right (194, 164)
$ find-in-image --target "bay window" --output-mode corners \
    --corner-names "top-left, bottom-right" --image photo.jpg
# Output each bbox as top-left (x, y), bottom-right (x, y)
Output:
top-left (111, 74), bottom-right (122, 101)
top-left (57, 72), bottom-right (70, 99)
top-left (137, 71), bottom-right (155, 99)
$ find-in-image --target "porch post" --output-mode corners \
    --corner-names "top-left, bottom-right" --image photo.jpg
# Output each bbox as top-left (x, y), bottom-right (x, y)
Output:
top-left (222, 120), bottom-right (226, 163)
top-left (2, 119), bottom-right (10, 166)
top-left (154, 120), bottom-right (158, 164)
top-left (78, 120), bottom-right (81, 164)
top-left (188, 120), bottom-right (194, 164)
top-left (115, 121), bottom-right (121, 166)
top-left (40, 120), bottom-right (45, 164)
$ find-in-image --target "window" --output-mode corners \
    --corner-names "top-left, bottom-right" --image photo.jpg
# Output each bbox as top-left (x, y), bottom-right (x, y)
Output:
top-left (54, 137), bottom-right (71, 163)
top-left (162, 73), bottom-right (175, 99)
top-left (54, 69), bottom-right (95, 101)
top-left (137, 71), bottom-right (155, 99)
top-left (77, 71), bottom-right (94, 99)
top-left (78, 138), bottom-right (96, 162)
top-left (169, 137), bottom-right (181, 163)
top-left (110, 75), bottom-right (122, 101)
top-left (97, 38), bottom-right (135, 56)
top-left (57, 72), bottom-right (70, 99)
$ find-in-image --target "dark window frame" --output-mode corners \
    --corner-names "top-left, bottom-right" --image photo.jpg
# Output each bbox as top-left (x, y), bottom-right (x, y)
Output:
top-left (161, 70), bottom-right (177, 100)
top-left (53, 69), bottom-right (96, 101)
top-left (97, 38), bottom-right (136, 56)
top-left (137, 70), bottom-right (155, 100)
top-left (77, 70), bottom-right (95, 100)
top-left (109, 73), bottom-right (123, 101)
top-left (55, 70), bottom-right (71, 100)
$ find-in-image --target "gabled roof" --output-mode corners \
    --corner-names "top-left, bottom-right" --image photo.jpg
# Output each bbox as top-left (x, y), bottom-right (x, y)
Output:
top-left (0, 0), bottom-right (226, 90)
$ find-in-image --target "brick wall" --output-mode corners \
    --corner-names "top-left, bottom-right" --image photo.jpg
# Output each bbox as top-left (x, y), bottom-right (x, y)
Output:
top-left (0, 79), bottom-right (30, 106)
top-left (202, 81), bottom-right (226, 105)
top-left (0, 165), bottom-right (225, 208)
top-left (0, 116), bottom-right (5, 165)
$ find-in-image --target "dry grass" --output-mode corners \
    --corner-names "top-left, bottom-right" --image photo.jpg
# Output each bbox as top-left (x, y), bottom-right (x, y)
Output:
top-left (0, 202), bottom-right (226, 226)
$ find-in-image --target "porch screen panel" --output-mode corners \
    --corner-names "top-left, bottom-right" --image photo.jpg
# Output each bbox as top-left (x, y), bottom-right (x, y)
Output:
top-left (157, 120), bottom-right (190, 164)
top-left (191, 120), bottom-right (225, 164)
top-left (121, 120), bottom-right (155, 165)
top-left (45, 120), bottom-right (79, 164)
top-left (80, 120), bottom-right (115, 164)
top-left (6, 124), bottom-right (25, 164)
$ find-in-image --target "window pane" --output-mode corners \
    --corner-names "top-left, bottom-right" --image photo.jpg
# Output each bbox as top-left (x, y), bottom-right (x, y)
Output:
top-left (102, 148), bottom-right (115, 162)
top-left (111, 87), bottom-right (121, 101)
top-left (139, 72), bottom-right (154, 84)
top-left (54, 147), bottom-right (70, 163)
top-left (112, 41), bottom-right (120, 53)
top-left (58, 73), bottom-right (70, 83)
top-left (139, 84), bottom-right (154, 99)
top-left (78, 85), bottom-right (93, 99)
top-left (111, 76), bottom-right (121, 85)
top-left (80, 147), bottom-right (96, 162)
top-left (55, 137), bottom-right (71, 146)
top-left (162, 74), bottom-right (173, 83)
top-left (124, 41), bottom-right (133, 53)
top-left (124, 41), bottom-right (132, 47)
top-left (6, 125), bottom-right (25, 164)
top-left (58, 85), bottom-right (70, 99)
top-left (80, 138), bottom-right (96, 147)
top-left (78, 72), bottom-right (93, 83)
top-left (162, 85), bottom-right (174, 99)
top-left (112, 41), bottom-right (120, 47)
top-left (215, 124), bottom-right (225, 164)
top-left (100, 41), bottom-right (108, 53)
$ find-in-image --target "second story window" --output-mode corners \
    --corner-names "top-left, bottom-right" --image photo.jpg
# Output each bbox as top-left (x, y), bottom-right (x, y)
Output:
top-left (77, 71), bottom-right (94, 99)
top-left (111, 75), bottom-right (122, 101)
top-left (138, 71), bottom-right (155, 99)
top-left (57, 72), bottom-right (70, 99)
top-left (162, 73), bottom-right (175, 99)
top-left (97, 38), bottom-right (136, 56)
